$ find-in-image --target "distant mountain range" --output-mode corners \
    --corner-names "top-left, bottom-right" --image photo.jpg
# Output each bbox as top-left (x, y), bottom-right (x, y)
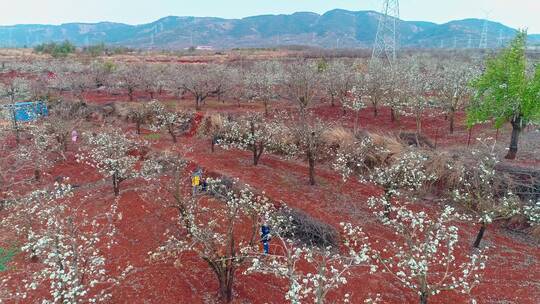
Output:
top-left (0, 9), bottom-right (538, 49)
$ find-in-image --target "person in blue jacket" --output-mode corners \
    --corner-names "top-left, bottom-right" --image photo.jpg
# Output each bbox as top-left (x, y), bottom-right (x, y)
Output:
top-left (261, 224), bottom-right (271, 254)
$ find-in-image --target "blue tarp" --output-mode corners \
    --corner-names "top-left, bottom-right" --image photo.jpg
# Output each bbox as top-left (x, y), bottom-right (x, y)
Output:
top-left (1, 101), bottom-right (48, 122)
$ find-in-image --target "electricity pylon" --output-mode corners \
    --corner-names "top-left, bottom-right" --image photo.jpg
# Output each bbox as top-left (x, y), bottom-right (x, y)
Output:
top-left (371, 0), bottom-right (400, 65)
top-left (479, 20), bottom-right (488, 49)
top-left (479, 10), bottom-right (491, 49)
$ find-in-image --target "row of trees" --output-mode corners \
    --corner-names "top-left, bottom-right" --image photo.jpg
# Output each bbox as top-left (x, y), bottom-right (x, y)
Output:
top-left (5, 32), bottom-right (538, 160)
top-left (2, 53), bottom-right (478, 129)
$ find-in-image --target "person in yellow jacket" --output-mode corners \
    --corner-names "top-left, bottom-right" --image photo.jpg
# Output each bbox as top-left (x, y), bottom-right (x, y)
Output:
top-left (192, 167), bottom-right (203, 195)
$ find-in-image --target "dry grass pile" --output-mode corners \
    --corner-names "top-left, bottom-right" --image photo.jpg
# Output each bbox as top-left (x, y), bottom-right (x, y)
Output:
top-left (424, 149), bottom-right (465, 191)
top-left (322, 126), bottom-right (354, 148)
top-left (198, 113), bottom-right (224, 136)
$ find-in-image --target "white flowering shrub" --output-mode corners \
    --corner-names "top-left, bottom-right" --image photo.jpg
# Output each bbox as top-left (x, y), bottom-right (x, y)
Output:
top-left (452, 150), bottom-right (521, 247)
top-left (524, 201), bottom-right (540, 225)
top-left (150, 178), bottom-right (274, 302)
top-left (368, 202), bottom-right (487, 304)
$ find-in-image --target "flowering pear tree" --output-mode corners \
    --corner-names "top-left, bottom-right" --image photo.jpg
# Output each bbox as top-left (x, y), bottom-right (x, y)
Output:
top-left (342, 86), bottom-right (368, 135)
top-left (45, 104), bottom-right (84, 157)
top-left (113, 64), bottom-right (142, 101)
top-left (452, 149), bottom-right (521, 247)
top-left (21, 192), bottom-right (122, 304)
top-left (4, 182), bottom-right (129, 304)
top-left (434, 64), bottom-right (478, 133)
top-left (404, 64), bottom-right (437, 136)
top-left (282, 61), bottom-right (321, 116)
top-left (246, 211), bottom-right (373, 304)
top-left (243, 61), bottom-right (281, 115)
top-left (15, 124), bottom-right (56, 181)
top-left (365, 60), bottom-right (389, 117)
top-left (523, 201), bottom-right (540, 227)
top-left (139, 64), bottom-right (161, 99)
top-left (368, 151), bottom-right (436, 213)
top-left (366, 200), bottom-right (487, 304)
top-left (217, 113), bottom-right (290, 166)
top-left (77, 130), bottom-right (140, 196)
top-left (290, 116), bottom-right (331, 186)
top-left (178, 64), bottom-right (224, 110)
top-left (64, 71), bottom-right (94, 102)
top-left (0, 77), bottom-right (31, 143)
top-left (384, 61), bottom-right (411, 123)
top-left (322, 60), bottom-right (356, 108)
top-left (150, 178), bottom-right (273, 302)
top-left (147, 100), bottom-right (192, 143)
top-left (89, 60), bottom-right (116, 88)
top-left (127, 102), bottom-right (152, 135)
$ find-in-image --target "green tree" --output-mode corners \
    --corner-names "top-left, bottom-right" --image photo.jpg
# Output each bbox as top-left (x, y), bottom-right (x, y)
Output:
top-left (467, 31), bottom-right (540, 159)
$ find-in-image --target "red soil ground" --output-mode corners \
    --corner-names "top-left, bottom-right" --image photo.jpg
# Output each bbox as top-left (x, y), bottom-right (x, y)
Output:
top-left (1, 92), bottom-right (539, 304)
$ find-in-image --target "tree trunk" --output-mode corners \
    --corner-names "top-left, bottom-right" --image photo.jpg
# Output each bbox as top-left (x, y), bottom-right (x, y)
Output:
top-left (168, 124), bottom-right (177, 143)
top-left (62, 135), bottom-right (68, 152)
top-left (390, 107), bottom-right (396, 122)
top-left (11, 107), bottom-right (20, 144)
top-left (354, 110), bottom-right (360, 135)
top-left (371, 99), bottom-right (379, 117)
top-left (308, 150), bottom-right (316, 186)
top-left (136, 120), bottom-right (141, 135)
top-left (128, 88), bottom-right (134, 102)
top-left (264, 100), bottom-right (269, 116)
top-left (449, 110), bottom-right (455, 134)
top-left (505, 116), bottom-right (522, 160)
top-left (253, 143), bottom-right (264, 166)
top-left (218, 266), bottom-right (235, 303)
top-left (195, 96), bottom-right (202, 111)
top-left (416, 115), bottom-right (422, 135)
top-left (252, 144), bottom-right (259, 166)
top-left (211, 136), bottom-right (216, 153)
top-left (473, 222), bottom-right (487, 248)
top-left (420, 292), bottom-right (428, 304)
top-left (467, 127), bottom-right (473, 148)
top-left (34, 169), bottom-right (41, 181)
top-left (112, 174), bottom-right (120, 197)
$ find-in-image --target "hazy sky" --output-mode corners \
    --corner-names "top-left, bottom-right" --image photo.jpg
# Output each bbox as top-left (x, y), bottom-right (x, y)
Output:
top-left (3, 0), bottom-right (539, 33)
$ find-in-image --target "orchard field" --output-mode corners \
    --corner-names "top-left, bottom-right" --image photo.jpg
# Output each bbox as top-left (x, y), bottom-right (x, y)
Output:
top-left (0, 36), bottom-right (539, 304)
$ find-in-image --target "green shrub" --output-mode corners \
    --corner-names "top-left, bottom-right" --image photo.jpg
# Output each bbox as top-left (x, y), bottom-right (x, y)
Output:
top-left (0, 247), bottom-right (17, 271)
top-left (34, 40), bottom-right (76, 58)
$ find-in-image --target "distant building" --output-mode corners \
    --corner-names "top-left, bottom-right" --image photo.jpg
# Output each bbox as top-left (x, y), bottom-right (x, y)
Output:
top-left (0, 101), bottom-right (48, 122)
top-left (195, 45), bottom-right (214, 51)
